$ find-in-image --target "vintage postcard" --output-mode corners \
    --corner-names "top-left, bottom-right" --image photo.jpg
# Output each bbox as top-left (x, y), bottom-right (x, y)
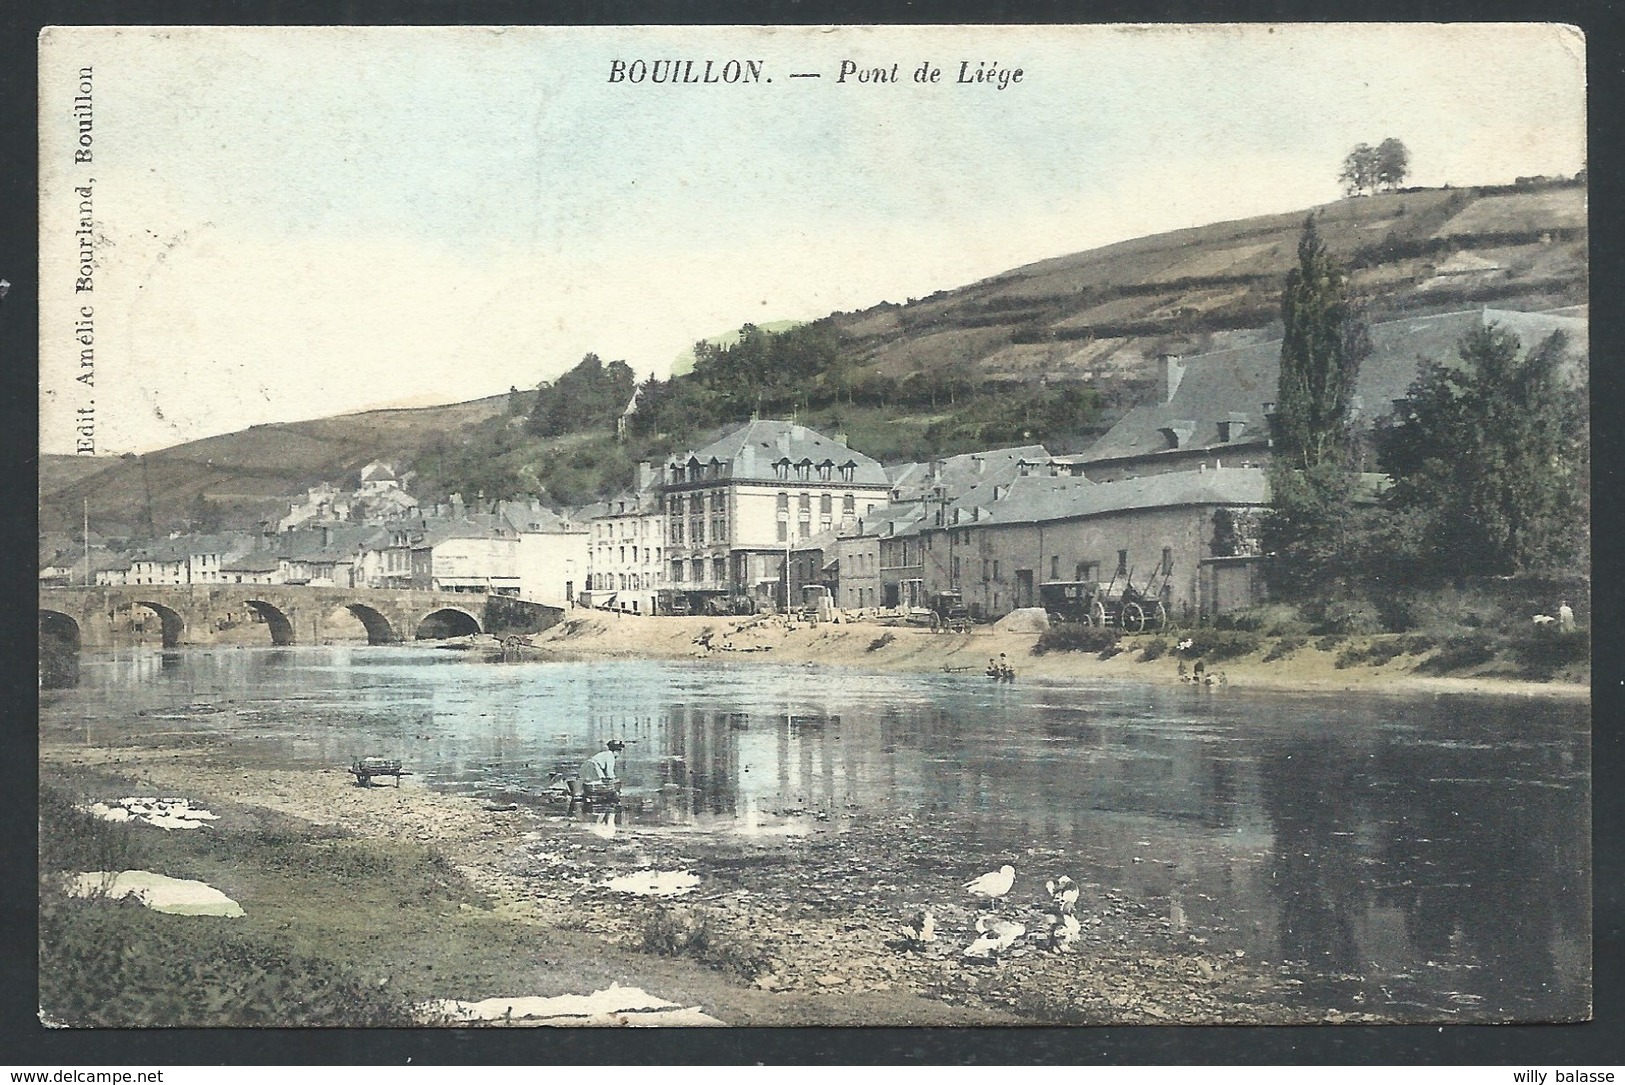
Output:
top-left (36, 24), bottom-right (1589, 1029)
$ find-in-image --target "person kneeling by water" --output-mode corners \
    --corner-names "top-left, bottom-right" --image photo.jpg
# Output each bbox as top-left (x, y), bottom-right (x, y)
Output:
top-left (570, 739), bottom-right (625, 800)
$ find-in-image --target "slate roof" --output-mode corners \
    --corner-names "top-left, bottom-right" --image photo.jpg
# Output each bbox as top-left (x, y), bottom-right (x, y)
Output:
top-left (497, 500), bottom-right (582, 534)
top-left (953, 468), bottom-right (1271, 528)
top-left (278, 524), bottom-right (385, 560)
top-left (669, 420), bottom-right (889, 487)
top-left (1084, 307), bottom-right (1587, 464)
top-left (887, 444), bottom-right (1050, 504)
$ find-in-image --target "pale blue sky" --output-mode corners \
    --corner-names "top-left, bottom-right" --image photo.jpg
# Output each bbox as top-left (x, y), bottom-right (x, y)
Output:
top-left (39, 24), bottom-right (1586, 453)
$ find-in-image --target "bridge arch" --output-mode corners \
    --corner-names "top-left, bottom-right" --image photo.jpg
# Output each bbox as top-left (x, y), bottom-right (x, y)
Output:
top-left (245, 599), bottom-right (296, 646)
top-left (40, 609), bottom-right (81, 651)
top-left (39, 609), bottom-right (82, 688)
top-left (414, 606), bottom-right (482, 640)
top-left (132, 600), bottom-right (187, 648)
top-left (341, 603), bottom-right (398, 645)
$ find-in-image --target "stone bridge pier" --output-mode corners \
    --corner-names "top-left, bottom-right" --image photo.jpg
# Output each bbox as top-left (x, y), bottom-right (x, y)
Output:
top-left (39, 585), bottom-right (563, 651)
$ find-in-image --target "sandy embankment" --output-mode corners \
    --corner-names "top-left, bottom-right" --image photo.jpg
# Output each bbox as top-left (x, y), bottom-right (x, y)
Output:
top-left (526, 611), bottom-right (1590, 700)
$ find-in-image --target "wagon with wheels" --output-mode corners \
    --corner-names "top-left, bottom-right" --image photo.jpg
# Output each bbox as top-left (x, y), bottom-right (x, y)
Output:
top-left (349, 756), bottom-right (412, 787)
top-left (1042, 566), bottom-right (1171, 633)
top-left (925, 590), bottom-right (972, 633)
top-left (1091, 565), bottom-right (1172, 633)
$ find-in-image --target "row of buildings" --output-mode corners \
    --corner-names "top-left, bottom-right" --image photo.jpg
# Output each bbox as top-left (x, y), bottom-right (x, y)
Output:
top-left (43, 306), bottom-right (1585, 624)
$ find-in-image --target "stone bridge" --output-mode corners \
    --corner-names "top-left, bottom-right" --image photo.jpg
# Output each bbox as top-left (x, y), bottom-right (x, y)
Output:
top-left (39, 585), bottom-right (564, 650)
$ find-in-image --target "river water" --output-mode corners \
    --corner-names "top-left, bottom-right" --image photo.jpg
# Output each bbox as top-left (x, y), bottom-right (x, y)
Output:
top-left (43, 645), bottom-right (1591, 1022)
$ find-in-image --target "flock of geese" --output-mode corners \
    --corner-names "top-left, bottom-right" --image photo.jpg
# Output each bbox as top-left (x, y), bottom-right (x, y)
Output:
top-left (901, 865), bottom-right (1083, 960)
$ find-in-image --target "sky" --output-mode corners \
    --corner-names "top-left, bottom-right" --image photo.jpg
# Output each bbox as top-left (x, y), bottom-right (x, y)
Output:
top-left (38, 23), bottom-right (1587, 455)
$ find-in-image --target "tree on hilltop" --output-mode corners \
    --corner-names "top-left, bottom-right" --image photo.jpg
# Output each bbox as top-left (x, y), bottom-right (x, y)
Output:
top-left (1340, 138), bottom-right (1409, 196)
top-left (1374, 138), bottom-right (1410, 191)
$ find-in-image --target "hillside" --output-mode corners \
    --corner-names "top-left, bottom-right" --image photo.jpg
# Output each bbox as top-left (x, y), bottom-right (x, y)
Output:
top-left (39, 394), bottom-right (513, 536)
top-left (833, 182), bottom-right (1584, 394)
top-left (39, 181), bottom-right (1585, 539)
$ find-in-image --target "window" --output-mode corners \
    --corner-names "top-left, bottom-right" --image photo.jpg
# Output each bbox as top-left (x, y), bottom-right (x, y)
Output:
top-left (1051, 555), bottom-right (1060, 579)
top-left (1117, 550), bottom-right (1129, 576)
top-left (820, 493), bottom-right (832, 515)
top-left (776, 492), bottom-right (789, 511)
top-left (1162, 547), bottom-right (1173, 575)
top-left (774, 459), bottom-right (791, 480)
top-left (777, 520), bottom-right (788, 542)
top-left (798, 520), bottom-right (810, 539)
top-left (798, 493), bottom-right (811, 511)
top-left (840, 462), bottom-right (856, 482)
top-left (672, 560), bottom-right (685, 583)
top-left (993, 560), bottom-right (1001, 580)
top-left (843, 493), bottom-right (855, 514)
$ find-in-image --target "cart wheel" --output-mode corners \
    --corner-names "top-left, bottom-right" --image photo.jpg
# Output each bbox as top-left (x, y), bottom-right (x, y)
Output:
top-left (1152, 602), bottom-right (1169, 631)
top-left (1124, 602), bottom-right (1147, 633)
top-left (1089, 601), bottom-right (1107, 628)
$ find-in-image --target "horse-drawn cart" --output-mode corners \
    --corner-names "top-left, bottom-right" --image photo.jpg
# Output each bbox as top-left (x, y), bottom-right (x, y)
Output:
top-left (1040, 565), bottom-right (1171, 633)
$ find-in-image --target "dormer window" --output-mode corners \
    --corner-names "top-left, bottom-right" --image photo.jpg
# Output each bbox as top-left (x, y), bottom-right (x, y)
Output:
top-left (1217, 414), bottom-right (1248, 443)
top-left (708, 457), bottom-right (722, 478)
top-left (839, 461), bottom-right (857, 482)
top-left (1158, 420), bottom-right (1197, 449)
top-left (817, 459), bottom-right (835, 481)
top-left (796, 458), bottom-right (813, 481)
top-left (774, 458), bottom-right (792, 480)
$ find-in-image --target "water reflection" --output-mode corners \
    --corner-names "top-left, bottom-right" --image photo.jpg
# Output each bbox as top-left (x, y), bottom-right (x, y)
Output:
top-left (52, 647), bottom-right (1589, 1019)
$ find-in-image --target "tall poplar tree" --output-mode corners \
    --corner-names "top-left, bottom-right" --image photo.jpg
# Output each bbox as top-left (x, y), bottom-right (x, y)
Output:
top-left (1264, 217), bottom-right (1371, 597)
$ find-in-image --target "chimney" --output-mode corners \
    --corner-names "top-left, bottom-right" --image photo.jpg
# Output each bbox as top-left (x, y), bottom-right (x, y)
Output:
top-left (833, 432), bottom-right (848, 447)
top-left (1160, 353), bottom-right (1186, 403)
top-left (637, 461), bottom-right (655, 491)
top-left (972, 454), bottom-right (985, 475)
top-left (776, 429), bottom-right (792, 455)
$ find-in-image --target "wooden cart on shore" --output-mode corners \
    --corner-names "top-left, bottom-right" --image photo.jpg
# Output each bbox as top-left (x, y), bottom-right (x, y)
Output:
top-left (349, 757), bottom-right (412, 787)
top-left (1040, 565), bottom-right (1171, 633)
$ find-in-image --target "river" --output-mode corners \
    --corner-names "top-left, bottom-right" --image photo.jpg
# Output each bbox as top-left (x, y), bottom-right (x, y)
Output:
top-left (41, 644), bottom-right (1591, 1022)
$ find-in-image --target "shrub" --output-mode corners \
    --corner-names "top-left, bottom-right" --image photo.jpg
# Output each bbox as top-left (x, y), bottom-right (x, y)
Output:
top-left (1181, 630), bottom-right (1263, 661)
top-left (1139, 638), bottom-right (1169, 662)
top-left (1213, 605), bottom-right (1306, 635)
top-left (1307, 598), bottom-right (1383, 636)
top-left (1507, 628), bottom-right (1590, 679)
top-left (38, 890), bottom-right (417, 1027)
top-left (1398, 633), bottom-right (1436, 655)
top-left (1418, 633), bottom-right (1497, 674)
top-left (1336, 637), bottom-right (1410, 669)
top-left (867, 632), bottom-right (896, 652)
top-left (1314, 634), bottom-right (1345, 653)
top-left (639, 904), bottom-right (772, 981)
top-left (1262, 635), bottom-right (1308, 663)
top-left (1033, 625), bottom-right (1121, 655)
top-left (38, 782), bottom-right (152, 877)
